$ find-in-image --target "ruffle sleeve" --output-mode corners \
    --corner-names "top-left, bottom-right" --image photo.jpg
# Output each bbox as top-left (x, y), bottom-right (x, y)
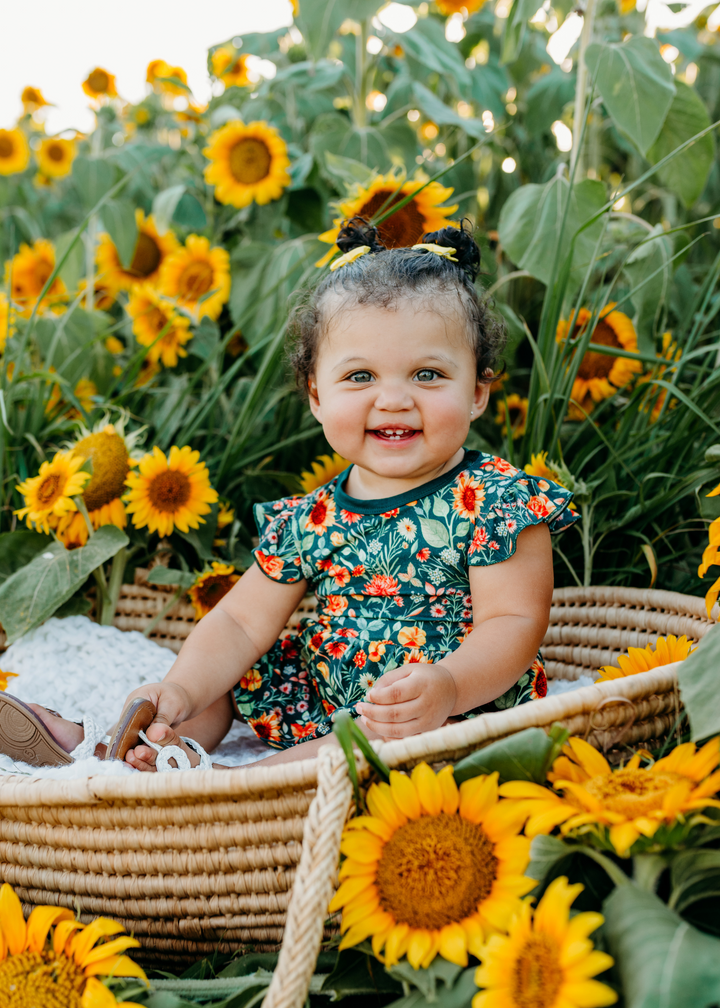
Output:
top-left (467, 473), bottom-right (579, 567)
top-left (252, 496), bottom-right (305, 583)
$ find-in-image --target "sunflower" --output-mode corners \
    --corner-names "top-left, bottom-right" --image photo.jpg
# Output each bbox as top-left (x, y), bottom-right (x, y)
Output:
top-left (124, 444), bottom-right (218, 537)
top-left (556, 304), bottom-right (642, 419)
top-left (596, 634), bottom-right (697, 682)
top-left (318, 173), bottom-right (457, 264)
top-left (0, 128), bottom-right (30, 176)
top-left (500, 736), bottom-right (720, 857)
top-left (217, 501), bottom-right (235, 530)
top-left (96, 210), bottom-right (178, 291)
top-left (78, 277), bottom-right (118, 312)
top-left (0, 292), bottom-right (14, 353)
top-left (473, 876), bottom-right (617, 1008)
top-left (127, 284), bottom-right (193, 367)
top-left (203, 121), bottom-right (291, 208)
top-left (6, 238), bottom-right (67, 316)
top-left (82, 67), bottom-right (117, 99)
top-left (524, 452), bottom-right (563, 485)
top-left (45, 376), bottom-right (98, 419)
top-left (699, 481), bottom-right (720, 618)
top-left (495, 394), bottom-right (528, 439)
top-left (300, 453), bottom-right (351, 494)
top-left (21, 86), bottom-right (51, 113)
top-left (0, 669), bottom-right (18, 691)
top-left (189, 562), bottom-right (240, 619)
top-left (329, 764), bottom-right (534, 969)
top-left (15, 450), bottom-right (90, 534)
top-left (146, 60), bottom-right (188, 95)
top-left (37, 137), bottom-right (76, 178)
top-left (437, 0), bottom-right (487, 12)
top-left (211, 46), bottom-right (252, 87)
top-left (0, 882), bottom-right (145, 1007)
top-left (55, 423), bottom-right (139, 548)
top-left (158, 235), bottom-right (231, 321)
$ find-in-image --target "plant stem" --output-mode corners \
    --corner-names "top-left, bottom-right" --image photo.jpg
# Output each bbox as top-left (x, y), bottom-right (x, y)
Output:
top-left (353, 20), bottom-right (370, 129)
top-left (102, 546), bottom-right (128, 626)
top-left (580, 501), bottom-right (593, 586)
top-left (633, 853), bottom-right (667, 893)
top-left (570, 0), bottom-right (598, 180)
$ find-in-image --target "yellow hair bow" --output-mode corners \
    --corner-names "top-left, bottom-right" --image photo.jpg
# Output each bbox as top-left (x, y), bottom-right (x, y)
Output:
top-left (329, 245), bottom-right (371, 271)
top-left (411, 243), bottom-right (458, 261)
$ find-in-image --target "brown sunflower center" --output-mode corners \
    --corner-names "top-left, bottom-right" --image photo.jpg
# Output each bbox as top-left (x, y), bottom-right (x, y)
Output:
top-left (46, 144), bottom-right (64, 163)
top-left (0, 949), bottom-right (84, 1008)
top-left (75, 431), bottom-right (130, 511)
top-left (511, 934), bottom-right (563, 1008)
top-left (196, 574), bottom-right (236, 610)
top-left (88, 69), bottom-right (110, 93)
top-left (128, 232), bottom-right (162, 278)
top-left (576, 319), bottom-right (621, 381)
top-left (147, 470), bottom-right (191, 514)
top-left (229, 138), bottom-right (272, 184)
top-left (375, 812), bottom-right (498, 930)
top-left (36, 473), bottom-right (63, 507)
top-left (357, 190), bottom-right (425, 248)
top-left (145, 306), bottom-right (170, 335)
top-left (582, 769), bottom-right (685, 819)
top-left (0, 135), bottom-right (14, 159)
top-left (179, 260), bottom-right (214, 299)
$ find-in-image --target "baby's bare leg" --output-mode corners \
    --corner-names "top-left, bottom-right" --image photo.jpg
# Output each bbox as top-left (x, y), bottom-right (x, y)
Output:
top-left (126, 693), bottom-right (234, 771)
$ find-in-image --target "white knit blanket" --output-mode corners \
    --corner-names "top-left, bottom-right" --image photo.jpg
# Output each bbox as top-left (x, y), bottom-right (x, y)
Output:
top-left (0, 616), bottom-right (272, 778)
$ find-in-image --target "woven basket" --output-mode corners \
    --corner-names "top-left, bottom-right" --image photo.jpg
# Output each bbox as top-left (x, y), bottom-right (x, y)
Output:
top-left (0, 586), bottom-right (714, 982)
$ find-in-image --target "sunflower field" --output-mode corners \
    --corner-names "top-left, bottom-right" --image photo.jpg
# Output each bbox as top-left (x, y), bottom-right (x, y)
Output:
top-left (0, 0), bottom-right (719, 629)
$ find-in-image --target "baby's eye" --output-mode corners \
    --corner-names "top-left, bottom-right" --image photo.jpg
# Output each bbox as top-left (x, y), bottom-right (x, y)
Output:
top-left (415, 368), bottom-right (441, 382)
top-left (346, 370), bottom-right (373, 383)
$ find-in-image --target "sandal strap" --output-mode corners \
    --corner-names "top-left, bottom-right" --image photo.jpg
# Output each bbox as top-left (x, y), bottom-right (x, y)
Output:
top-left (138, 731), bottom-right (213, 772)
top-left (69, 717), bottom-right (108, 761)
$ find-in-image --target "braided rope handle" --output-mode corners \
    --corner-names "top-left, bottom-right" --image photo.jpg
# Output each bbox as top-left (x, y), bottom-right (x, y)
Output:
top-left (263, 743), bottom-right (355, 1008)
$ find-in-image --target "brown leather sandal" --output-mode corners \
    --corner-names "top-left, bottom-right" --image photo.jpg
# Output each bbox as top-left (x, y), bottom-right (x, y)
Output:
top-left (0, 694), bottom-right (75, 767)
top-left (104, 698), bottom-right (157, 761)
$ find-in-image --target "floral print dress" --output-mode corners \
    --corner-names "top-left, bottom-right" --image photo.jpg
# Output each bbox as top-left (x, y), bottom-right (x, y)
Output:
top-left (232, 450), bottom-right (578, 749)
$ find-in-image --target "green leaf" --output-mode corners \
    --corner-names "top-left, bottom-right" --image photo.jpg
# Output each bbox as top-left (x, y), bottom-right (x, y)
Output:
top-left (603, 885), bottom-right (720, 1008)
top-left (497, 176), bottom-right (606, 287)
top-left (321, 948), bottom-right (403, 1000)
top-left (677, 624), bottom-right (720, 741)
top-left (417, 516), bottom-right (450, 549)
top-left (323, 152), bottom-right (375, 189)
top-left (585, 37), bottom-right (675, 155)
top-left (146, 567), bottom-right (196, 589)
top-left (648, 81), bottom-right (715, 208)
top-left (385, 966), bottom-right (478, 1007)
top-left (152, 184), bottom-right (186, 235)
top-left (54, 594), bottom-right (93, 619)
top-left (101, 199), bottom-right (138, 269)
top-left (190, 318), bottom-right (220, 361)
top-left (670, 849), bottom-right (720, 914)
top-left (175, 502), bottom-right (219, 562)
top-left (524, 68), bottom-right (576, 136)
top-left (0, 526), bottom-right (129, 643)
top-left (296, 0), bottom-right (382, 61)
top-left (54, 228), bottom-right (85, 293)
top-left (0, 532), bottom-right (53, 584)
top-left (501, 0), bottom-right (540, 64)
top-left (395, 19), bottom-right (470, 88)
top-left (387, 959), bottom-right (462, 1001)
top-left (174, 192), bottom-right (207, 231)
top-left (411, 81), bottom-right (485, 139)
top-left (72, 156), bottom-right (116, 211)
top-left (453, 726), bottom-right (562, 785)
top-left (624, 225), bottom-right (672, 354)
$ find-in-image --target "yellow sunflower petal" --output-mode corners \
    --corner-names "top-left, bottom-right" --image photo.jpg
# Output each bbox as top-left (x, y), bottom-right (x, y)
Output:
top-left (384, 923), bottom-right (411, 966)
top-left (54, 919), bottom-right (85, 957)
top-left (71, 918), bottom-right (125, 966)
top-left (412, 762), bottom-right (443, 816)
top-left (81, 936), bottom-right (141, 966)
top-left (608, 822), bottom-right (640, 857)
top-left (329, 874), bottom-right (376, 912)
top-left (406, 929), bottom-right (433, 970)
top-left (459, 773), bottom-right (499, 823)
top-left (25, 905), bottom-right (74, 953)
top-left (0, 883), bottom-right (27, 955)
top-left (563, 979), bottom-right (619, 1006)
top-left (367, 781), bottom-right (407, 829)
top-left (340, 831), bottom-right (384, 863)
top-left (439, 922), bottom-right (468, 967)
top-left (338, 911), bottom-right (392, 951)
top-left (437, 765), bottom-right (460, 815)
top-left (83, 954), bottom-right (147, 980)
top-left (389, 769), bottom-right (422, 819)
top-left (566, 738), bottom-right (611, 778)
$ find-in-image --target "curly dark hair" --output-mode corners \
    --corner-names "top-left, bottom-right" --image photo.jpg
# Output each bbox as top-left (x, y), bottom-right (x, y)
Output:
top-left (289, 217), bottom-right (506, 394)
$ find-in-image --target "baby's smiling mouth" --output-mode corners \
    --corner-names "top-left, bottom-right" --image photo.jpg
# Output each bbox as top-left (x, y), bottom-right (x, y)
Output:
top-left (369, 425), bottom-right (420, 441)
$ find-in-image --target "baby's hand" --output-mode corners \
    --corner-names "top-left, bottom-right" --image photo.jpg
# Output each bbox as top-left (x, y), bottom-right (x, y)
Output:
top-left (355, 663), bottom-right (456, 740)
top-left (117, 682), bottom-right (191, 768)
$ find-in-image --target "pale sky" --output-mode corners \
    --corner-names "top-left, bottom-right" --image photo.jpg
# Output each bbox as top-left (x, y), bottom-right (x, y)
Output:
top-left (0, 0), bottom-right (294, 135)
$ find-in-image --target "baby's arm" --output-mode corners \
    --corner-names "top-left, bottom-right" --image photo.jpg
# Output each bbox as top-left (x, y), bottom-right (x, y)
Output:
top-left (122, 564), bottom-right (308, 729)
top-left (357, 523), bottom-right (553, 739)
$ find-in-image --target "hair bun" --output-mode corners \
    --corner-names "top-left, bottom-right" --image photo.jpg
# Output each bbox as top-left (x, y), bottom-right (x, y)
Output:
top-left (421, 220), bottom-right (480, 282)
top-left (336, 217), bottom-right (385, 255)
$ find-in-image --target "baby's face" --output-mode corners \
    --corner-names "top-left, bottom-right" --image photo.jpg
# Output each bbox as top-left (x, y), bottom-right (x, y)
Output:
top-left (309, 301), bottom-right (489, 484)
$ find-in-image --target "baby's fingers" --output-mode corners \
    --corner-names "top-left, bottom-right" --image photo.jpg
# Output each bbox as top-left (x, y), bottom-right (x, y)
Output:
top-left (367, 672), bottom-right (422, 705)
top-left (357, 697), bottom-right (424, 725)
top-left (125, 745), bottom-right (158, 772)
